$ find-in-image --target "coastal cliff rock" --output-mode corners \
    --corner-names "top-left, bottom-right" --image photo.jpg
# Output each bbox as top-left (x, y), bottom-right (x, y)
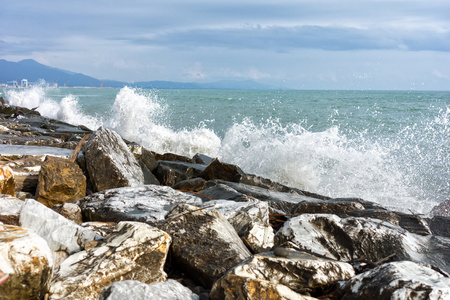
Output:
top-left (162, 204), bottom-right (252, 288)
top-left (35, 156), bottom-right (86, 207)
top-left (100, 279), bottom-right (199, 300)
top-left (76, 185), bottom-right (203, 225)
top-left (337, 261), bottom-right (450, 299)
top-left (84, 127), bottom-right (144, 192)
top-left (211, 249), bottom-right (354, 299)
top-left (49, 221), bottom-right (171, 300)
top-left (0, 165), bottom-right (15, 197)
top-left (0, 224), bottom-right (53, 300)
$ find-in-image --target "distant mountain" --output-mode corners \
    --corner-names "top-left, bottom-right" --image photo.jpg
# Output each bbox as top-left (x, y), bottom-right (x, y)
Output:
top-left (0, 59), bottom-right (276, 89)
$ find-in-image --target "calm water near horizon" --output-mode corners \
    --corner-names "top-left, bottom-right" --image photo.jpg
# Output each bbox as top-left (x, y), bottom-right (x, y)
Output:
top-left (1, 86), bottom-right (449, 214)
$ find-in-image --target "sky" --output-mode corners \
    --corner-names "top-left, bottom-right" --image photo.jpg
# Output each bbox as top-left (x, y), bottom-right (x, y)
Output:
top-left (1, 1), bottom-right (450, 90)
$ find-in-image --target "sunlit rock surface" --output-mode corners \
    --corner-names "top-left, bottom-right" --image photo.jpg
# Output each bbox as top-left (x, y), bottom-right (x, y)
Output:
top-left (35, 156), bottom-right (86, 207)
top-left (84, 127), bottom-right (144, 192)
top-left (202, 199), bottom-right (274, 252)
top-left (52, 203), bottom-right (83, 224)
top-left (0, 224), bottom-right (53, 299)
top-left (337, 261), bottom-right (450, 299)
top-left (19, 199), bottom-right (99, 255)
top-left (0, 165), bottom-right (15, 197)
top-left (211, 249), bottom-right (354, 298)
top-left (100, 279), bottom-right (199, 300)
top-left (163, 204), bottom-right (252, 288)
top-left (0, 194), bottom-right (23, 225)
top-left (49, 221), bottom-right (171, 300)
top-left (77, 185), bottom-right (203, 225)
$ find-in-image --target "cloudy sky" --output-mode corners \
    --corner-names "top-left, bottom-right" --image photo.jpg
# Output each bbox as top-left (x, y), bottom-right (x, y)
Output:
top-left (1, 1), bottom-right (450, 90)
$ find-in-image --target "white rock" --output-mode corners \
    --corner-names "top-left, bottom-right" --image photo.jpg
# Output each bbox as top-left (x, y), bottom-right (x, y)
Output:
top-left (0, 194), bottom-right (23, 221)
top-left (339, 261), bottom-right (450, 299)
top-left (77, 185), bottom-right (203, 225)
top-left (0, 224), bottom-right (53, 299)
top-left (100, 279), bottom-right (199, 300)
top-left (49, 221), bottom-right (171, 300)
top-left (19, 199), bottom-right (100, 255)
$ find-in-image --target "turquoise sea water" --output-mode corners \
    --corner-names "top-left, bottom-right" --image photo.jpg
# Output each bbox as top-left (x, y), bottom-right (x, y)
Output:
top-left (1, 86), bottom-right (449, 214)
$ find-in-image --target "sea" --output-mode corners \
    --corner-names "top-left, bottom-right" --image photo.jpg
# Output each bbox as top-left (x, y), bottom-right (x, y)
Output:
top-left (1, 86), bottom-right (449, 215)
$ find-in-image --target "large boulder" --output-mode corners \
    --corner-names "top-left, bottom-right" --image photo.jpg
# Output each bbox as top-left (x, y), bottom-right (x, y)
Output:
top-left (84, 127), bottom-right (144, 192)
top-left (19, 199), bottom-right (100, 256)
top-left (212, 249), bottom-right (354, 299)
top-left (35, 156), bottom-right (86, 207)
top-left (76, 185), bottom-right (203, 225)
top-left (49, 221), bottom-right (171, 300)
top-left (0, 224), bottom-right (53, 299)
top-left (162, 204), bottom-right (252, 288)
top-left (337, 261), bottom-right (450, 299)
top-left (100, 279), bottom-right (199, 300)
top-left (0, 165), bottom-right (15, 197)
top-left (200, 159), bottom-right (245, 182)
top-left (431, 199), bottom-right (450, 217)
top-left (275, 213), bottom-right (429, 263)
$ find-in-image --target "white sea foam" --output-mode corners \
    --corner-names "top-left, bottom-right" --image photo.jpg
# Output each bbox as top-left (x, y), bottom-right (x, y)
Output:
top-left (3, 86), bottom-right (447, 214)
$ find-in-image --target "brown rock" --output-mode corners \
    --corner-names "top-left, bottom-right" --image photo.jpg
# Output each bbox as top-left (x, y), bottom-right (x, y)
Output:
top-left (0, 165), bottom-right (15, 197)
top-left (200, 158), bottom-right (245, 182)
top-left (52, 203), bottom-right (83, 224)
top-left (35, 156), bottom-right (86, 208)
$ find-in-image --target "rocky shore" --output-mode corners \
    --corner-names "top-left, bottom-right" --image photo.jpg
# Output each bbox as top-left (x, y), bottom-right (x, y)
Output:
top-left (1, 99), bottom-right (450, 299)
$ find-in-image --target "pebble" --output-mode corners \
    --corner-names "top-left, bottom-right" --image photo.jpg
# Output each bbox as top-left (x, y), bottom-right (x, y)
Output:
top-left (273, 247), bottom-right (290, 258)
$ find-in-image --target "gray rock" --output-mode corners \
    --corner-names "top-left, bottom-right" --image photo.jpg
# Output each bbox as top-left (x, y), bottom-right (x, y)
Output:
top-left (162, 204), bottom-right (252, 288)
top-left (337, 261), bottom-right (450, 299)
top-left (100, 279), bottom-right (199, 300)
top-left (76, 185), bottom-right (203, 225)
top-left (84, 127), bottom-right (144, 192)
top-left (431, 199), bottom-right (450, 217)
top-left (0, 194), bottom-right (23, 225)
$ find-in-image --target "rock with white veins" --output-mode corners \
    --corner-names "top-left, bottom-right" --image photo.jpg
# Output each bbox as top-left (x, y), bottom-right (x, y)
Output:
top-left (49, 221), bottom-right (171, 300)
top-left (19, 199), bottom-right (100, 255)
top-left (76, 185), bottom-right (203, 225)
top-left (100, 279), bottom-right (199, 300)
top-left (84, 127), bottom-right (144, 192)
top-left (163, 204), bottom-right (252, 288)
top-left (0, 224), bottom-right (53, 300)
top-left (211, 248), bottom-right (355, 298)
top-left (337, 261), bottom-right (450, 299)
top-left (201, 199), bottom-right (274, 252)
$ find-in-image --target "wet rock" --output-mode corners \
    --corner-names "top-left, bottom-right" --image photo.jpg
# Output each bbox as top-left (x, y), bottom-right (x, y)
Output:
top-left (200, 183), bottom-right (254, 202)
top-left (19, 199), bottom-right (100, 255)
top-left (337, 261), bottom-right (450, 299)
top-left (173, 178), bottom-right (207, 192)
top-left (429, 216), bottom-right (450, 238)
top-left (156, 163), bottom-right (191, 187)
top-left (162, 204), bottom-right (252, 288)
top-left (154, 152), bottom-right (195, 163)
top-left (292, 200), bottom-right (365, 218)
top-left (84, 127), bottom-right (144, 192)
top-left (431, 199), bottom-right (450, 217)
top-left (100, 279), bottom-right (199, 300)
top-left (202, 199), bottom-right (274, 252)
top-left (52, 203), bottom-right (83, 224)
top-left (77, 185), bottom-right (203, 225)
top-left (193, 153), bottom-right (214, 165)
top-left (35, 156), bottom-right (86, 207)
top-left (0, 165), bottom-right (15, 197)
top-left (205, 180), bottom-right (322, 214)
top-left (351, 208), bottom-right (432, 236)
top-left (0, 194), bottom-right (24, 225)
top-left (211, 249), bottom-right (354, 298)
top-left (49, 221), bottom-right (171, 300)
top-left (0, 224), bottom-right (53, 300)
top-left (141, 147), bottom-right (159, 171)
top-left (275, 213), bottom-right (432, 264)
top-left (200, 159), bottom-right (245, 182)
top-left (138, 160), bottom-right (160, 185)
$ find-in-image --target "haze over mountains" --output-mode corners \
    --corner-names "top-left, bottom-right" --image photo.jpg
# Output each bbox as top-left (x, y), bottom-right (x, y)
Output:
top-left (0, 59), bottom-right (274, 89)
